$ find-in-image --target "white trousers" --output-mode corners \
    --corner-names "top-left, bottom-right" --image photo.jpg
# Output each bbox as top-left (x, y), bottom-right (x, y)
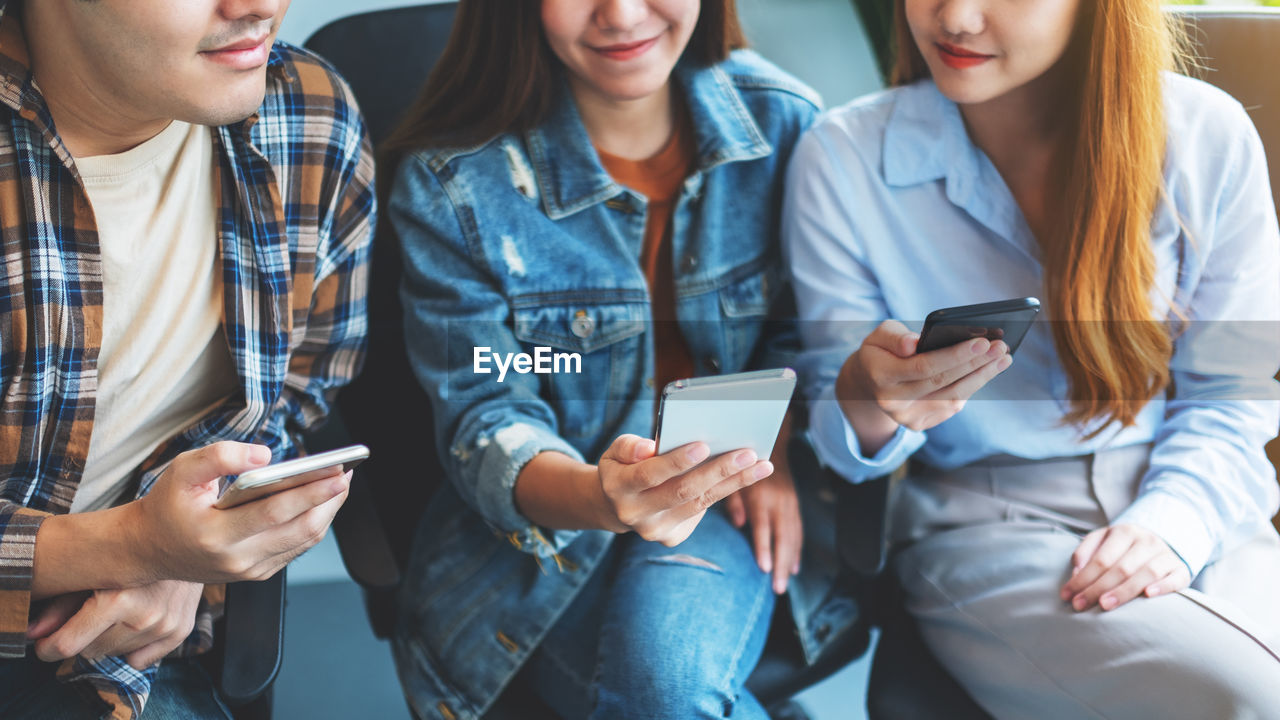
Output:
top-left (890, 443), bottom-right (1280, 720)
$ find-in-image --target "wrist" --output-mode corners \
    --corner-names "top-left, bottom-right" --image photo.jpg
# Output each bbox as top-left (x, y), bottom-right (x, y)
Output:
top-left (107, 502), bottom-right (162, 586)
top-left (584, 464), bottom-right (627, 533)
top-left (836, 353), bottom-right (899, 453)
top-left (31, 503), bottom-right (155, 599)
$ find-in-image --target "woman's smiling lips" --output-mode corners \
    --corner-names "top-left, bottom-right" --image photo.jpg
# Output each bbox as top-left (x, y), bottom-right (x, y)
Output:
top-left (936, 41), bottom-right (996, 69)
top-left (590, 35), bottom-right (661, 61)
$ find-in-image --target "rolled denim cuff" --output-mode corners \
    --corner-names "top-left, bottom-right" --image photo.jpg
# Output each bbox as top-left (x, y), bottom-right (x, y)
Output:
top-left (466, 420), bottom-right (585, 557)
top-left (808, 384), bottom-right (924, 483)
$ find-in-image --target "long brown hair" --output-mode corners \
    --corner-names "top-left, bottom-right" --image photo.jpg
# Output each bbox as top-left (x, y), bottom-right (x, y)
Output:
top-left (892, 0), bottom-right (1187, 435)
top-left (382, 0), bottom-right (747, 161)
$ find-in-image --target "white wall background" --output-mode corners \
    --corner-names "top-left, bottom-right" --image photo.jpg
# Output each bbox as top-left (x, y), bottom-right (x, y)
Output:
top-left (278, 0), bottom-right (883, 107)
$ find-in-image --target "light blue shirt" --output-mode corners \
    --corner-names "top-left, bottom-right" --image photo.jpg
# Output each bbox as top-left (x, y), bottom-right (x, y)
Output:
top-left (783, 74), bottom-right (1280, 578)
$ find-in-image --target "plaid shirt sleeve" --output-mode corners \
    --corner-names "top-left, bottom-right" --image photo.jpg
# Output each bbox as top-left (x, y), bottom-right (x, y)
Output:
top-left (0, 505), bottom-right (51, 657)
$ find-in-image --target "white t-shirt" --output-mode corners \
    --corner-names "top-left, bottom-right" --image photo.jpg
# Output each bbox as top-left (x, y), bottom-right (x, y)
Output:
top-left (71, 121), bottom-right (238, 512)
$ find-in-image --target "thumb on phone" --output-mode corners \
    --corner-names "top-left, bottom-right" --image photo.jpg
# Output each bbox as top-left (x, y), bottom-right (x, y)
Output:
top-left (176, 442), bottom-right (272, 490)
top-left (897, 331), bottom-right (920, 358)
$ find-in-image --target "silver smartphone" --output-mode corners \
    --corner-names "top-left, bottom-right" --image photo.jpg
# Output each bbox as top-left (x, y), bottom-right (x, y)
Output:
top-left (654, 368), bottom-right (796, 462)
top-left (214, 444), bottom-right (369, 509)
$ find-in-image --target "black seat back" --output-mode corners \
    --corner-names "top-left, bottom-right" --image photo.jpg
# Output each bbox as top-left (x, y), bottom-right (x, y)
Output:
top-left (305, 3), bottom-right (458, 570)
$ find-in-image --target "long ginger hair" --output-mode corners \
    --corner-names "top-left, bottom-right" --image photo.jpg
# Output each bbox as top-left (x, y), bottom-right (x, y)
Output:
top-left (892, 0), bottom-right (1187, 435)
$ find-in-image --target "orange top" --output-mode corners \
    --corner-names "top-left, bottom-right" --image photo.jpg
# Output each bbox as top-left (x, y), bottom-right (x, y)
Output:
top-left (596, 116), bottom-right (697, 403)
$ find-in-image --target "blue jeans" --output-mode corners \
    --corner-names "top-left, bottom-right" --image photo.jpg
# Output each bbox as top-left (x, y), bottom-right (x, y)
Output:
top-left (0, 654), bottom-right (231, 719)
top-left (521, 510), bottom-right (776, 720)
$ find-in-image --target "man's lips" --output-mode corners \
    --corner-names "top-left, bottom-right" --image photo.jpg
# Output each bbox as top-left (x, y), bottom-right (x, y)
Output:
top-left (590, 35), bottom-right (660, 61)
top-left (936, 42), bottom-right (995, 70)
top-left (201, 35), bottom-right (271, 70)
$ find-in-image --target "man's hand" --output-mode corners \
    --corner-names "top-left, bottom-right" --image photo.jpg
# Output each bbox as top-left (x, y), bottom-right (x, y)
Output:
top-left (28, 581), bottom-right (203, 670)
top-left (724, 466), bottom-right (802, 595)
top-left (129, 441), bottom-right (350, 584)
top-left (1059, 524), bottom-right (1191, 611)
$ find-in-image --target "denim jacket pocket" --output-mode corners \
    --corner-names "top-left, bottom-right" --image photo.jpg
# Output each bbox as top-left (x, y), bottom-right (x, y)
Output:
top-left (714, 260), bottom-right (781, 370)
top-left (718, 259), bottom-right (779, 319)
top-left (512, 300), bottom-right (648, 439)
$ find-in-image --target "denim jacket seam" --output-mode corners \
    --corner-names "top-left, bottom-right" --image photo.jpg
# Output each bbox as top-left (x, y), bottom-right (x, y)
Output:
top-left (730, 75), bottom-right (824, 112)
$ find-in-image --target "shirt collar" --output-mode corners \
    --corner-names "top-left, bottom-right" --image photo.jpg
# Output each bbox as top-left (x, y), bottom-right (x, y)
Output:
top-left (883, 79), bottom-right (1039, 261)
top-left (0, 1), bottom-right (37, 115)
top-left (525, 59), bottom-right (773, 221)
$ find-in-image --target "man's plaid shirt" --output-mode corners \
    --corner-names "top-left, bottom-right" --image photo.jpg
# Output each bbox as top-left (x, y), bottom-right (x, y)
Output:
top-left (0, 4), bottom-right (375, 717)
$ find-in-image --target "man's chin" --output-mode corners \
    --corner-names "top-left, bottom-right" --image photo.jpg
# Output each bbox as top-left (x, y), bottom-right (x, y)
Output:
top-left (183, 89), bottom-right (268, 128)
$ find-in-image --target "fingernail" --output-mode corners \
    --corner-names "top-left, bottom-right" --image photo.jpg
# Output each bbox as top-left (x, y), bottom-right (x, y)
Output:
top-left (761, 557), bottom-right (773, 573)
top-left (249, 445), bottom-right (272, 464)
top-left (793, 563), bottom-right (801, 575)
top-left (1146, 587), bottom-right (1160, 598)
top-left (733, 450), bottom-right (757, 469)
top-left (1072, 595), bottom-right (1087, 611)
top-left (969, 338), bottom-right (988, 354)
top-left (1059, 588), bottom-right (1071, 601)
top-left (686, 443), bottom-right (710, 464)
top-left (752, 462), bottom-right (773, 480)
top-left (330, 479), bottom-right (346, 495)
top-left (1099, 595), bottom-right (1116, 610)
top-left (997, 355), bottom-right (1013, 371)
top-left (775, 578), bottom-right (786, 594)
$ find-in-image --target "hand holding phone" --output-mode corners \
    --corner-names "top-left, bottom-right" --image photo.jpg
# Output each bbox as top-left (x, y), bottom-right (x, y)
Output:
top-left (595, 432), bottom-right (775, 548)
top-left (129, 442), bottom-right (355, 585)
top-left (214, 444), bottom-right (369, 509)
top-left (838, 304), bottom-right (1025, 447)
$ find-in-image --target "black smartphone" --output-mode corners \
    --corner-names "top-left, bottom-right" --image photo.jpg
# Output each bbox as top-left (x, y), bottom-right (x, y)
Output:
top-left (915, 297), bottom-right (1041, 355)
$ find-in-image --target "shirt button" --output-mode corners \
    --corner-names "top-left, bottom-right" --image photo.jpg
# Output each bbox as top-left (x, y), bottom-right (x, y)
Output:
top-left (645, 377), bottom-right (655, 389)
top-left (706, 356), bottom-right (721, 373)
top-left (570, 310), bottom-right (595, 338)
top-left (681, 255), bottom-right (698, 274)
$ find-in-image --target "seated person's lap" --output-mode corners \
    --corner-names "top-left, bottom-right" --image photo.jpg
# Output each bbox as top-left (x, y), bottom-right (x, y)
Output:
top-left (525, 510), bottom-right (775, 720)
top-left (898, 522), bottom-right (1280, 720)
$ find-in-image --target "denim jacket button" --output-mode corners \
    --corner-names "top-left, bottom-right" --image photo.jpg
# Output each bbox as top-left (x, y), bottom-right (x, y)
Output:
top-left (570, 310), bottom-right (595, 338)
top-left (681, 254), bottom-right (698, 273)
top-left (645, 376), bottom-right (655, 389)
top-left (706, 356), bottom-right (721, 373)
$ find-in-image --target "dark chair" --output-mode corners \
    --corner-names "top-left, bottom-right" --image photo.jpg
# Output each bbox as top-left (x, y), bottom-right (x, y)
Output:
top-left (306, 4), bottom-right (871, 718)
top-left (203, 572), bottom-right (285, 720)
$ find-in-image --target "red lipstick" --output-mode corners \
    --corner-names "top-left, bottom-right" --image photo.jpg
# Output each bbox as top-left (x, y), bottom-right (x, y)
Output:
top-left (936, 42), bottom-right (994, 70)
top-left (591, 35), bottom-right (660, 61)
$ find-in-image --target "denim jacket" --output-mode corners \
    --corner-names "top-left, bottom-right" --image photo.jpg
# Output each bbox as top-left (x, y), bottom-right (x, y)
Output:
top-left (389, 51), bottom-right (852, 720)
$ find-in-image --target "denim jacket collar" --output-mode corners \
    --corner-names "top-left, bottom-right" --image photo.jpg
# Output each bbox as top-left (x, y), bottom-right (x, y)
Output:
top-left (526, 61), bottom-right (773, 221)
top-left (882, 79), bottom-right (1038, 262)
